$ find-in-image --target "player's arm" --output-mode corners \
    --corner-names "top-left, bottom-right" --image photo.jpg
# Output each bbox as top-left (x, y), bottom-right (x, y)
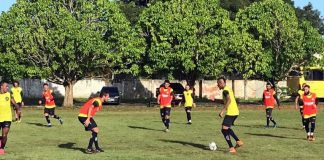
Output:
top-left (170, 89), bottom-right (174, 104)
top-left (294, 94), bottom-right (300, 110)
top-left (10, 96), bottom-right (19, 108)
top-left (273, 92), bottom-right (280, 109)
top-left (157, 91), bottom-right (161, 105)
top-left (219, 90), bottom-right (230, 118)
top-left (262, 93), bottom-right (265, 105)
top-left (38, 94), bottom-right (45, 105)
top-left (21, 90), bottom-right (24, 106)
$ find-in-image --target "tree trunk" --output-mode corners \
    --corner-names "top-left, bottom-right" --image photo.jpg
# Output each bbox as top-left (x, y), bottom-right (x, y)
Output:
top-left (63, 82), bottom-right (74, 107)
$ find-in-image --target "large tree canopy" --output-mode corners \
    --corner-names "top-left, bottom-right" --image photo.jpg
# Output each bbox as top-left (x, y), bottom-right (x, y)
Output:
top-left (236, 0), bottom-right (304, 82)
top-left (137, 0), bottom-right (238, 85)
top-left (0, 0), bottom-right (144, 106)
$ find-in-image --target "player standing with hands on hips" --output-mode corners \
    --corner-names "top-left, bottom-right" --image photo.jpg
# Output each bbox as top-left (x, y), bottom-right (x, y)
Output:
top-left (217, 77), bottom-right (243, 154)
top-left (262, 82), bottom-right (280, 128)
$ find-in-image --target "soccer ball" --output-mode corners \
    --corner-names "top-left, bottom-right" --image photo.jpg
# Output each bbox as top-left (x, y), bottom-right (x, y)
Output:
top-left (209, 142), bottom-right (217, 151)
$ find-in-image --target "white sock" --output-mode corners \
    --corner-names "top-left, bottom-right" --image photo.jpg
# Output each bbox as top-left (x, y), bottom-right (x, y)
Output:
top-left (307, 132), bottom-right (311, 136)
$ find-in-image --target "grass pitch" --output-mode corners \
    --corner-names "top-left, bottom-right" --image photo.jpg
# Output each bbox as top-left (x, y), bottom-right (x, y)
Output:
top-left (1, 105), bottom-right (323, 160)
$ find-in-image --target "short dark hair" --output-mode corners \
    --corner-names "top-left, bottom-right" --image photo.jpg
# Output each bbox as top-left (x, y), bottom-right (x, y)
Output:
top-left (43, 83), bottom-right (49, 86)
top-left (266, 82), bottom-right (272, 86)
top-left (217, 76), bottom-right (226, 83)
top-left (100, 92), bottom-right (109, 97)
top-left (13, 81), bottom-right (20, 85)
top-left (304, 85), bottom-right (310, 88)
top-left (0, 81), bottom-right (8, 86)
top-left (164, 80), bottom-right (170, 84)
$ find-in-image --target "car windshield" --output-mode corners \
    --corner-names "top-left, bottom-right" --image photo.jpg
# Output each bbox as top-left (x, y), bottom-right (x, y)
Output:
top-left (101, 87), bottom-right (119, 95)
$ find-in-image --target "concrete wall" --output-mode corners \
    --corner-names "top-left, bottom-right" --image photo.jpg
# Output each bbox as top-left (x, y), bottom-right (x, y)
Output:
top-left (18, 79), bottom-right (287, 99)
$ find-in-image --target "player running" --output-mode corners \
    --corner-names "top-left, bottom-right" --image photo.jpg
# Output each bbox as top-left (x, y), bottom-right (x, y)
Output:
top-left (38, 83), bottom-right (63, 127)
top-left (301, 85), bottom-right (318, 141)
top-left (217, 77), bottom-right (243, 154)
top-left (10, 81), bottom-right (24, 122)
top-left (295, 83), bottom-right (307, 128)
top-left (78, 92), bottom-right (109, 154)
top-left (0, 81), bottom-right (20, 154)
top-left (262, 82), bottom-right (280, 128)
top-left (157, 80), bottom-right (173, 132)
top-left (183, 84), bottom-right (195, 124)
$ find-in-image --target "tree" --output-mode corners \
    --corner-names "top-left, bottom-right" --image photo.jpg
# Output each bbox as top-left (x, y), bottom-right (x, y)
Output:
top-left (0, 0), bottom-right (144, 107)
top-left (236, 0), bottom-right (304, 83)
top-left (295, 3), bottom-right (324, 35)
top-left (137, 0), bottom-right (236, 86)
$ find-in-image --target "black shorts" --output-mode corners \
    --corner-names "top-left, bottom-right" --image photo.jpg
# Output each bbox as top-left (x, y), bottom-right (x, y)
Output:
top-left (78, 117), bottom-right (97, 131)
top-left (185, 107), bottom-right (192, 112)
top-left (44, 108), bottom-right (55, 115)
top-left (304, 116), bottom-right (316, 124)
top-left (222, 115), bottom-right (238, 127)
top-left (13, 103), bottom-right (22, 110)
top-left (0, 121), bottom-right (11, 129)
top-left (266, 108), bottom-right (273, 117)
top-left (160, 107), bottom-right (171, 118)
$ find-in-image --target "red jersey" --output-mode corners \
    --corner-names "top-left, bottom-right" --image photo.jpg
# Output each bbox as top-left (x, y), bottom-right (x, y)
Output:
top-left (159, 87), bottom-right (173, 108)
top-left (263, 89), bottom-right (275, 108)
top-left (79, 97), bottom-right (103, 117)
top-left (302, 93), bottom-right (317, 118)
top-left (43, 90), bottom-right (55, 108)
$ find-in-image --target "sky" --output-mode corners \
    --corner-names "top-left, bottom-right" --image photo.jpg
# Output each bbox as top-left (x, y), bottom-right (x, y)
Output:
top-left (0, 0), bottom-right (323, 17)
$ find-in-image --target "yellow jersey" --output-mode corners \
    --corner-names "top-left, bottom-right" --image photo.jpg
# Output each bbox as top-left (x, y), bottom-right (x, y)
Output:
top-left (223, 86), bottom-right (239, 116)
top-left (0, 92), bottom-right (12, 122)
top-left (11, 87), bottom-right (23, 103)
top-left (184, 90), bottom-right (194, 107)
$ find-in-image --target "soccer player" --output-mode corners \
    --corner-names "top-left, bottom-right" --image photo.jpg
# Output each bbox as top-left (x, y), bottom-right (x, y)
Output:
top-left (38, 83), bottom-right (63, 127)
top-left (295, 83), bottom-right (307, 128)
top-left (157, 80), bottom-right (173, 132)
top-left (183, 84), bottom-right (195, 124)
top-left (262, 82), bottom-right (280, 128)
top-left (78, 92), bottom-right (109, 154)
top-left (0, 81), bottom-right (20, 154)
top-left (301, 85), bottom-right (318, 141)
top-left (10, 81), bottom-right (24, 122)
top-left (217, 77), bottom-right (243, 154)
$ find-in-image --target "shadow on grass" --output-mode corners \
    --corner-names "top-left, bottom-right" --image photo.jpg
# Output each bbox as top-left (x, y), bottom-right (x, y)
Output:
top-left (128, 125), bottom-right (162, 132)
top-left (245, 133), bottom-right (302, 140)
top-left (26, 122), bottom-right (48, 127)
top-left (152, 121), bottom-right (184, 124)
top-left (159, 139), bottom-right (210, 150)
top-left (58, 142), bottom-right (85, 153)
top-left (238, 124), bottom-right (301, 131)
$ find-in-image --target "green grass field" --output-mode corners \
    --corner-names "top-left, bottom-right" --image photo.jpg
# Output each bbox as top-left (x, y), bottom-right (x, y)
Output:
top-left (1, 106), bottom-right (323, 160)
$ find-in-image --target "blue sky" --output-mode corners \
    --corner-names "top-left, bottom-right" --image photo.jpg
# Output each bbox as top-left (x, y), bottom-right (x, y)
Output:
top-left (0, 0), bottom-right (323, 17)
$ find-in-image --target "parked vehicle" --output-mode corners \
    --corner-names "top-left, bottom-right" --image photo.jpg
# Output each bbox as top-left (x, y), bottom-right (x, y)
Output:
top-left (155, 83), bottom-right (185, 106)
top-left (100, 86), bottom-right (120, 105)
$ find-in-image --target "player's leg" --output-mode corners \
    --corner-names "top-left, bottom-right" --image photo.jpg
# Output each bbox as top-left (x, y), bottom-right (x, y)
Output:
top-left (51, 108), bottom-right (63, 125)
top-left (300, 108), bottom-right (305, 128)
top-left (221, 116), bottom-right (236, 153)
top-left (185, 107), bottom-right (192, 124)
top-left (17, 103), bottom-right (22, 122)
top-left (304, 118), bottom-right (310, 140)
top-left (13, 105), bottom-right (18, 122)
top-left (0, 122), bottom-right (11, 154)
top-left (269, 108), bottom-right (277, 127)
top-left (309, 116), bottom-right (316, 141)
top-left (164, 108), bottom-right (171, 132)
top-left (44, 108), bottom-right (51, 127)
top-left (160, 108), bottom-right (166, 126)
top-left (265, 108), bottom-right (270, 128)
